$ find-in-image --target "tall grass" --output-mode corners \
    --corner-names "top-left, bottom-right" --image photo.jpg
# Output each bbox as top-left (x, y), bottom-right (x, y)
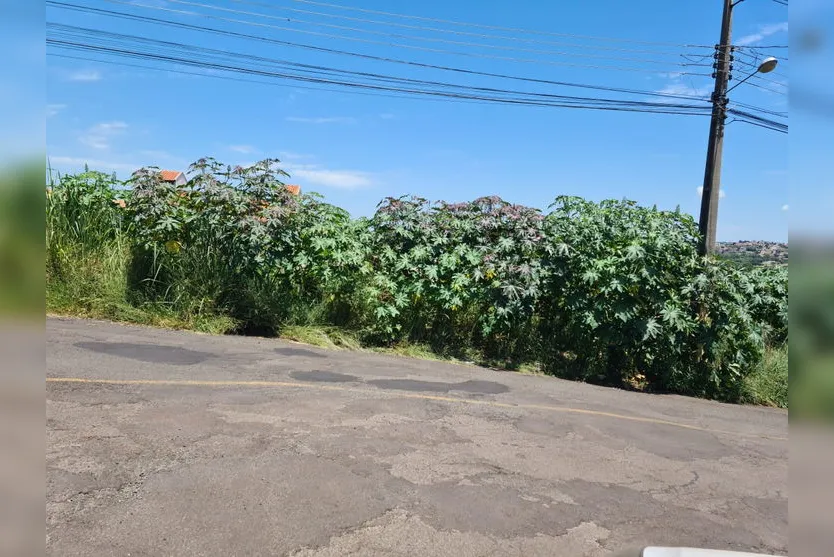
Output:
top-left (46, 169), bottom-right (236, 333)
top-left (742, 344), bottom-right (788, 408)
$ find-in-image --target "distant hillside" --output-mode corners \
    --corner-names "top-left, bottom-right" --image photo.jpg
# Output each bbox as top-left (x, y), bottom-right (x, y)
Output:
top-left (717, 241), bottom-right (788, 267)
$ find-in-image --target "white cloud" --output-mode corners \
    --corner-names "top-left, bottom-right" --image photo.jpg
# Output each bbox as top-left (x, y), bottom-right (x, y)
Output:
top-left (285, 162), bottom-right (372, 190)
top-left (278, 150), bottom-right (312, 161)
top-left (654, 73), bottom-right (711, 104)
top-left (379, 113), bottom-right (395, 120)
top-left (137, 150), bottom-right (190, 169)
top-left (736, 22), bottom-right (789, 46)
top-left (782, 204), bottom-right (790, 211)
top-left (79, 121), bottom-right (128, 150)
top-left (48, 156), bottom-right (139, 173)
top-left (228, 144), bottom-right (259, 154)
top-left (68, 70), bottom-right (102, 82)
top-left (656, 82), bottom-right (711, 98)
top-left (285, 116), bottom-right (356, 125)
top-left (697, 186), bottom-right (726, 198)
top-left (47, 104), bottom-right (67, 117)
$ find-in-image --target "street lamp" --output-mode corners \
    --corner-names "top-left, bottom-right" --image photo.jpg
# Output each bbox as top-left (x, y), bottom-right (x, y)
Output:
top-left (757, 56), bottom-right (779, 73)
top-left (726, 57), bottom-right (779, 94)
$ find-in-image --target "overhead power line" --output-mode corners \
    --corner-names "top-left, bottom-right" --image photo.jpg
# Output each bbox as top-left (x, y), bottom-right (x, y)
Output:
top-left (46, 25), bottom-right (716, 116)
top-left (102, 0), bottom-right (711, 75)
top-left (744, 80), bottom-right (788, 95)
top-left (48, 51), bottom-right (527, 106)
top-left (165, 0), bottom-right (712, 68)
top-left (45, 1), bottom-right (786, 119)
top-left (734, 44), bottom-right (789, 49)
top-left (221, 0), bottom-right (713, 57)
top-left (288, 0), bottom-right (717, 49)
top-left (726, 108), bottom-right (788, 133)
top-left (46, 33), bottom-right (787, 132)
top-left (46, 2), bottom-right (715, 100)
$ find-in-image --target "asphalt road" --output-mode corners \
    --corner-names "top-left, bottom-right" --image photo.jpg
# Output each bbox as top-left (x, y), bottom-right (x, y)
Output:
top-left (46, 317), bottom-right (788, 556)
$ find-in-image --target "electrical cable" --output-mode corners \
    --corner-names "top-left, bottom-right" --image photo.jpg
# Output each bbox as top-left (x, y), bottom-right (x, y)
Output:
top-left (44, 1), bottom-right (786, 127)
top-left (223, 0), bottom-right (714, 56)
top-left (46, 30), bottom-right (716, 115)
top-left (288, 0), bottom-right (717, 48)
top-left (46, 2), bottom-right (718, 102)
top-left (97, 0), bottom-right (711, 75)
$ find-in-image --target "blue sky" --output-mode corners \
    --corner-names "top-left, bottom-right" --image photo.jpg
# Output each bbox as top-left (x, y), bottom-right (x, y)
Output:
top-left (46, 0), bottom-right (789, 241)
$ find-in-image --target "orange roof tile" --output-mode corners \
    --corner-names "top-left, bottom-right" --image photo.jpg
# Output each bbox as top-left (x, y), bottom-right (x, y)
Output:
top-left (285, 184), bottom-right (301, 196)
top-left (160, 170), bottom-right (183, 182)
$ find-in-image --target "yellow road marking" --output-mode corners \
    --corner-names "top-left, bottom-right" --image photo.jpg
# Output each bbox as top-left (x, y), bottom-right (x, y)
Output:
top-left (46, 376), bottom-right (787, 441)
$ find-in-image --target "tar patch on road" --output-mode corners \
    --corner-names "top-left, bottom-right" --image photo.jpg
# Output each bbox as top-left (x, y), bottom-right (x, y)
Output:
top-left (75, 341), bottom-right (212, 365)
top-left (368, 379), bottom-right (509, 395)
top-left (276, 347), bottom-right (328, 358)
top-left (290, 370), bottom-right (358, 383)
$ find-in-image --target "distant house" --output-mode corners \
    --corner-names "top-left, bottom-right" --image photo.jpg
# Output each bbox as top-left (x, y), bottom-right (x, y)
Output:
top-left (160, 170), bottom-right (187, 186)
top-left (285, 184), bottom-right (301, 196)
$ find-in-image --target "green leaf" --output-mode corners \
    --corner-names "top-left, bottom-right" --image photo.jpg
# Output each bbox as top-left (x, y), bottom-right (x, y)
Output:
top-left (643, 317), bottom-right (661, 341)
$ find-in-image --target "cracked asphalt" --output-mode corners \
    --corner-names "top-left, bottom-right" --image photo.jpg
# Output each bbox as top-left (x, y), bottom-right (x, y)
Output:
top-left (46, 317), bottom-right (788, 556)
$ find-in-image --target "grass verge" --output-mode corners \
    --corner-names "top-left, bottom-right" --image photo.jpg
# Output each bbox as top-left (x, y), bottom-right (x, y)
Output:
top-left (741, 344), bottom-right (788, 408)
top-left (46, 249), bottom-right (785, 406)
top-left (47, 248), bottom-right (237, 335)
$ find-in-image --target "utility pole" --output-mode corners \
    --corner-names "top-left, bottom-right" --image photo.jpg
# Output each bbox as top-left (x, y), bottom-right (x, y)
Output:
top-left (698, 0), bottom-right (735, 256)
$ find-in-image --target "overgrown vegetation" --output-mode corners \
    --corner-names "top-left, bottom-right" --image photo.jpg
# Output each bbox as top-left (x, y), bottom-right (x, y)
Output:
top-left (46, 158), bottom-right (788, 405)
top-left (742, 344), bottom-right (788, 408)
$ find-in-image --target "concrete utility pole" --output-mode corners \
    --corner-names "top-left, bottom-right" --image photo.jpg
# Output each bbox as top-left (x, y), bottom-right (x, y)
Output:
top-left (698, 0), bottom-right (735, 256)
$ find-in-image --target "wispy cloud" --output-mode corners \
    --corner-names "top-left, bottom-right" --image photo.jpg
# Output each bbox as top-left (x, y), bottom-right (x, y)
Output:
top-left (48, 156), bottom-right (139, 173)
top-left (68, 70), bottom-right (102, 82)
top-left (79, 121), bottom-right (128, 150)
top-left (379, 113), bottom-right (395, 120)
top-left (47, 104), bottom-right (67, 117)
top-left (278, 150), bottom-right (312, 161)
top-left (782, 204), bottom-right (790, 211)
top-left (653, 77), bottom-right (710, 103)
top-left (137, 150), bottom-right (191, 169)
top-left (228, 144), bottom-right (260, 155)
top-left (736, 22), bottom-right (789, 46)
top-left (285, 162), bottom-right (372, 190)
top-left (657, 83), bottom-right (711, 97)
top-left (697, 186), bottom-right (726, 199)
top-left (285, 116), bottom-right (357, 125)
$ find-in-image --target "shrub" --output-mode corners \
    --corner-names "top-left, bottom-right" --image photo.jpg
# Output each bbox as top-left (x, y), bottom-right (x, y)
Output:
top-left (126, 158), bottom-right (367, 334)
top-left (537, 197), bottom-right (766, 400)
top-left (745, 264), bottom-right (788, 345)
top-left (361, 195), bottom-right (543, 362)
top-left (674, 259), bottom-right (765, 401)
top-left (538, 197), bottom-right (701, 384)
